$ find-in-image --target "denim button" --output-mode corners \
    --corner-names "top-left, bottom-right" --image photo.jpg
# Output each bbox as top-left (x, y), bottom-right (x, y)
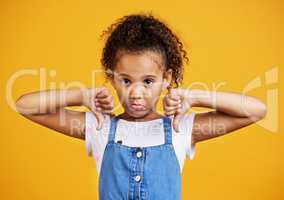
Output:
top-left (136, 151), bottom-right (142, 158)
top-left (134, 175), bottom-right (141, 182)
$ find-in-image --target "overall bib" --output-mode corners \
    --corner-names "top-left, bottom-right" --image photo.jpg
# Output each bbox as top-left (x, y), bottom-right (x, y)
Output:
top-left (99, 116), bottom-right (181, 200)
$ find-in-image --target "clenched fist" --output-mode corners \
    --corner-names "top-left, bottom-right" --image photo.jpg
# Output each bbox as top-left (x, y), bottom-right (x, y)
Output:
top-left (83, 87), bottom-right (114, 130)
top-left (163, 88), bottom-right (195, 132)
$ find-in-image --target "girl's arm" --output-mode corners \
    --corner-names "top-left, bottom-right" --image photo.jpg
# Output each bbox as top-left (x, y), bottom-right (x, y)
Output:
top-left (163, 89), bottom-right (267, 144)
top-left (188, 89), bottom-right (267, 144)
top-left (15, 87), bottom-right (114, 140)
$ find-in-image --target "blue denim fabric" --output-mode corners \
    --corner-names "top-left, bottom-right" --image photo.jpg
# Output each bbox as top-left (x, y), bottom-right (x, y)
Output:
top-left (99, 116), bottom-right (181, 200)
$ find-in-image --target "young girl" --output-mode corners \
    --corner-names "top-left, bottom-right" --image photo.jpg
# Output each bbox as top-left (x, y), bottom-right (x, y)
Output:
top-left (15, 13), bottom-right (267, 200)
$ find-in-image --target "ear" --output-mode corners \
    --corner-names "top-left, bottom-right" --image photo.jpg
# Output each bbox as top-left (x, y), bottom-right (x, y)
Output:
top-left (162, 69), bottom-right (172, 90)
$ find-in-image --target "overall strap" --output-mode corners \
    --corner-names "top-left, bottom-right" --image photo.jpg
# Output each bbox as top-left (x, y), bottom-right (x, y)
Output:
top-left (162, 116), bottom-right (173, 145)
top-left (107, 116), bottom-right (119, 144)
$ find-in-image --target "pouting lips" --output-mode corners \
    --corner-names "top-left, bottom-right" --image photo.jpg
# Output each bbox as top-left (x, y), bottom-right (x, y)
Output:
top-left (129, 103), bottom-right (146, 111)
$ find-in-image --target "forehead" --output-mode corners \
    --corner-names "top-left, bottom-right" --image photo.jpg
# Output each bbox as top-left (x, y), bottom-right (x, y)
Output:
top-left (114, 51), bottom-right (165, 77)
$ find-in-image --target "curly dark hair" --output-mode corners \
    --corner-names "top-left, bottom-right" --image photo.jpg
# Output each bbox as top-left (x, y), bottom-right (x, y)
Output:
top-left (100, 12), bottom-right (189, 90)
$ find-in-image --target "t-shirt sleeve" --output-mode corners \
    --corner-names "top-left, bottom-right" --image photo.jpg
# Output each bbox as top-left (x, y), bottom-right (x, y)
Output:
top-left (84, 111), bottom-right (110, 174)
top-left (185, 112), bottom-right (197, 160)
top-left (85, 111), bottom-right (97, 157)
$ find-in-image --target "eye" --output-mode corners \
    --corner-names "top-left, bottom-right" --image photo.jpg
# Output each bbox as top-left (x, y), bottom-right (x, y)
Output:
top-left (121, 78), bottom-right (131, 86)
top-left (144, 78), bottom-right (155, 85)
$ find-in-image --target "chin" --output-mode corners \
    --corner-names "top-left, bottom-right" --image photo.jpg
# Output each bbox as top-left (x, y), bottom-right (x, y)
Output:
top-left (126, 109), bottom-right (150, 119)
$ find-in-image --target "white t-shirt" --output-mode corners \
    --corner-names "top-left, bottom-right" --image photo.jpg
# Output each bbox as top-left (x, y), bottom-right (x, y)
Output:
top-left (85, 112), bottom-right (196, 174)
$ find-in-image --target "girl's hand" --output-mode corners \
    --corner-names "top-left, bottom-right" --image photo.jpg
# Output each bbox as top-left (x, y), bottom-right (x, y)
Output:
top-left (163, 88), bottom-right (194, 132)
top-left (83, 87), bottom-right (114, 130)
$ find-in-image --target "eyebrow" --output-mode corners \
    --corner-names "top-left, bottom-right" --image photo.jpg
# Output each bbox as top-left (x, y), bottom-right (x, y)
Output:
top-left (118, 73), bottom-right (157, 79)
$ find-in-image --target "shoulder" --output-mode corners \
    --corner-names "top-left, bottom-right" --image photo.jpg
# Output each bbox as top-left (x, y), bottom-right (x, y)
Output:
top-left (85, 112), bottom-right (114, 137)
top-left (165, 113), bottom-right (196, 142)
top-left (168, 113), bottom-right (197, 162)
top-left (167, 112), bottom-right (197, 146)
top-left (85, 111), bottom-right (113, 127)
top-left (84, 112), bottom-right (113, 156)
top-left (167, 112), bottom-right (196, 129)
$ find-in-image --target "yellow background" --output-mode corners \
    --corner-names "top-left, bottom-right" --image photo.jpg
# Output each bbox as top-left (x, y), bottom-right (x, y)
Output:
top-left (1, 0), bottom-right (283, 199)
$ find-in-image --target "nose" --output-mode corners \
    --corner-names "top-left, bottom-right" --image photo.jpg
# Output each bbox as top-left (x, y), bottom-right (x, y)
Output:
top-left (129, 83), bottom-right (145, 100)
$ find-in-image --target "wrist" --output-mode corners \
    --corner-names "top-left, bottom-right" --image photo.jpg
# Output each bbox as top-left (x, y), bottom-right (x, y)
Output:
top-left (185, 89), bottom-right (212, 107)
top-left (81, 88), bottom-right (92, 107)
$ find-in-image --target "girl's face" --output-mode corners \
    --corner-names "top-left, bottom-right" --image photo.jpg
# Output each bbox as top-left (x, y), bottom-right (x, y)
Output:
top-left (109, 50), bottom-right (172, 119)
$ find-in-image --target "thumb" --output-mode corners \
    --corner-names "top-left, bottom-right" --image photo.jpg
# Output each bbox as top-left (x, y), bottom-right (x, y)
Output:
top-left (173, 112), bottom-right (183, 133)
top-left (89, 100), bottom-right (104, 130)
top-left (93, 111), bottom-right (104, 130)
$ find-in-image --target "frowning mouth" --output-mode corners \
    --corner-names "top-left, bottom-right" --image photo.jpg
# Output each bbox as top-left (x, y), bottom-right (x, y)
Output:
top-left (129, 103), bottom-right (146, 111)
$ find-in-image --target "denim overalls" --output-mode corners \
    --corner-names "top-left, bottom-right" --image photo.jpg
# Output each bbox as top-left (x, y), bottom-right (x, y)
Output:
top-left (99, 116), bottom-right (181, 200)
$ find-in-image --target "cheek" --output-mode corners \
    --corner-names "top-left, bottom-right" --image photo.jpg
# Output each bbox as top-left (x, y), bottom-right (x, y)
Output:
top-left (145, 84), bottom-right (163, 104)
top-left (113, 80), bottom-right (126, 95)
top-left (117, 91), bottom-right (128, 104)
